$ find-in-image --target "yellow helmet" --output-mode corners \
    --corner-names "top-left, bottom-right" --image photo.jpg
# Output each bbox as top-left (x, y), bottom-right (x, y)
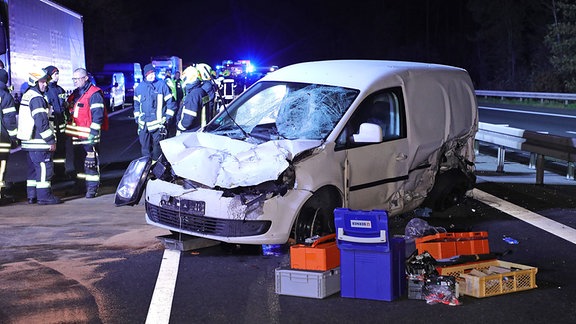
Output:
top-left (28, 68), bottom-right (50, 86)
top-left (196, 63), bottom-right (213, 81)
top-left (181, 66), bottom-right (200, 87)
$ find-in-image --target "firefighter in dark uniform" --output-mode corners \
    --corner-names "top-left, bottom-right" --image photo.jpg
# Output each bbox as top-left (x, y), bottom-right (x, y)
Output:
top-left (134, 63), bottom-right (176, 160)
top-left (176, 66), bottom-right (206, 134)
top-left (196, 63), bottom-right (218, 123)
top-left (44, 65), bottom-right (69, 178)
top-left (65, 68), bottom-right (107, 198)
top-left (0, 69), bottom-right (18, 204)
top-left (17, 68), bottom-right (62, 205)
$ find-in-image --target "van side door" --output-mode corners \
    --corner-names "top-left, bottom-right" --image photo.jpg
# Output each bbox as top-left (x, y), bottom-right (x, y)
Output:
top-left (335, 87), bottom-right (410, 213)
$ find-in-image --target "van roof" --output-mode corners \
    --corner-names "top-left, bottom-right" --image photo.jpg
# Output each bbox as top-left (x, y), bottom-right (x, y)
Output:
top-left (260, 60), bottom-right (467, 89)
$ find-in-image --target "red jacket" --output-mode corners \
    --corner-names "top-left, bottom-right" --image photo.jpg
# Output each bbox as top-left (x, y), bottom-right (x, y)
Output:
top-left (66, 84), bottom-right (108, 143)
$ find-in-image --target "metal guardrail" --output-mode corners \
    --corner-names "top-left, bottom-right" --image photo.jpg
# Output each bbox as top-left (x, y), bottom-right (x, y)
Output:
top-left (475, 90), bottom-right (576, 105)
top-left (475, 122), bottom-right (576, 184)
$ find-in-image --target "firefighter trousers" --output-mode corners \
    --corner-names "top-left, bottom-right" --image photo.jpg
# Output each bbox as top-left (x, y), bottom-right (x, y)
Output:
top-left (139, 127), bottom-right (166, 161)
top-left (25, 150), bottom-right (55, 200)
top-left (73, 143), bottom-right (100, 194)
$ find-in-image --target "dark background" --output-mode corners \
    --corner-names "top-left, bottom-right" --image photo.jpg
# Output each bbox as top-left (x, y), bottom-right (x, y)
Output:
top-left (52, 0), bottom-right (573, 92)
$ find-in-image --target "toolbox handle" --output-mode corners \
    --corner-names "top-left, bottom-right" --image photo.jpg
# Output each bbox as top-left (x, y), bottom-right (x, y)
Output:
top-left (337, 228), bottom-right (387, 243)
top-left (311, 233), bottom-right (337, 247)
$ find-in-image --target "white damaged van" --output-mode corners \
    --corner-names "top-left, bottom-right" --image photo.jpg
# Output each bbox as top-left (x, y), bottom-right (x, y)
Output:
top-left (115, 60), bottom-right (478, 244)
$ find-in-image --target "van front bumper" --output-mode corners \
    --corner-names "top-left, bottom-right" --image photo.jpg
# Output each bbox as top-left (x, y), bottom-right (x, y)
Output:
top-left (144, 179), bottom-right (311, 244)
top-left (146, 200), bottom-right (272, 237)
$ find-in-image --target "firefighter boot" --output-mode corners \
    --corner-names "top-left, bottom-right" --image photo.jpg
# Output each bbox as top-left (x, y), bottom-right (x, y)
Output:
top-left (27, 186), bottom-right (37, 204)
top-left (86, 184), bottom-right (98, 199)
top-left (37, 188), bottom-right (62, 205)
top-left (0, 188), bottom-right (15, 206)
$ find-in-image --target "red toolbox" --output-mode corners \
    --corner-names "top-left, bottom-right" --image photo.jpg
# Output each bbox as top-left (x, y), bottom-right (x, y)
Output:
top-left (290, 234), bottom-right (340, 271)
top-left (415, 232), bottom-right (489, 259)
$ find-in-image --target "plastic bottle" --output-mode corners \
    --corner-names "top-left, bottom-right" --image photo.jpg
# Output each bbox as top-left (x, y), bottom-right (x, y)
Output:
top-left (262, 244), bottom-right (284, 256)
top-left (502, 236), bottom-right (519, 244)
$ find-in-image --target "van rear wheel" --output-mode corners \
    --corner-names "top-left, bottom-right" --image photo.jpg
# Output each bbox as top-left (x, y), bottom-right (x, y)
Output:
top-left (425, 169), bottom-right (469, 212)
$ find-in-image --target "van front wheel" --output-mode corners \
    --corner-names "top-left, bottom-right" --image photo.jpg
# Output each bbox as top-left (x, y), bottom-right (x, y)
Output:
top-left (293, 189), bottom-right (340, 243)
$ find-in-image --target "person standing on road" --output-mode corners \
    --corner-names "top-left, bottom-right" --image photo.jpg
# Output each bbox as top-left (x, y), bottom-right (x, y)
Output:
top-left (65, 68), bottom-right (108, 199)
top-left (174, 71), bottom-right (183, 108)
top-left (0, 69), bottom-right (18, 205)
top-left (17, 68), bottom-right (62, 205)
top-left (176, 66), bottom-right (206, 135)
top-left (196, 63), bottom-right (218, 124)
top-left (164, 70), bottom-right (177, 99)
top-left (133, 63), bottom-right (176, 160)
top-left (44, 65), bottom-right (69, 179)
top-left (164, 70), bottom-right (179, 137)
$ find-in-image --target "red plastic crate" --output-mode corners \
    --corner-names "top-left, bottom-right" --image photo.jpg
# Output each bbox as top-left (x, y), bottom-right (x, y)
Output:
top-left (415, 232), bottom-right (489, 259)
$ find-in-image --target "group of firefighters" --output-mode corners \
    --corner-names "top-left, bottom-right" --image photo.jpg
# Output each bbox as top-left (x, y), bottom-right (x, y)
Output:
top-left (134, 63), bottom-right (218, 161)
top-left (0, 61), bottom-right (221, 205)
top-left (0, 65), bottom-right (107, 205)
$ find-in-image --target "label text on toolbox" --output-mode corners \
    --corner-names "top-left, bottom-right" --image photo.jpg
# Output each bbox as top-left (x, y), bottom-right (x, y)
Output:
top-left (350, 220), bottom-right (372, 228)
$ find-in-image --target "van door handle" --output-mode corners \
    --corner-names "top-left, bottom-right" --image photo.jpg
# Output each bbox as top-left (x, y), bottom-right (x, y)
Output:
top-left (395, 153), bottom-right (408, 161)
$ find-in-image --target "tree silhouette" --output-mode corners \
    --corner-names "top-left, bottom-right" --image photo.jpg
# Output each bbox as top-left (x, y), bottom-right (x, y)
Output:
top-left (545, 0), bottom-right (576, 91)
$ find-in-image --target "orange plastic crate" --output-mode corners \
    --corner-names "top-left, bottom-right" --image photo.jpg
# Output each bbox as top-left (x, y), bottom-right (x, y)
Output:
top-left (290, 234), bottom-right (340, 271)
top-left (437, 260), bottom-right (537, 298)
top-left (415, 232), bottom-right (489, 259)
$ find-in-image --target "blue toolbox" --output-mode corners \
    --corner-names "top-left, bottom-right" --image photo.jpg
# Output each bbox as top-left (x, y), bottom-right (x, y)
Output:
top-left (334, 208), bottom-right (406, 301)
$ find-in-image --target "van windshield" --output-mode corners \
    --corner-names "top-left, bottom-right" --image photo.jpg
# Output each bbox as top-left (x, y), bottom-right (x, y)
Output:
top-left (205, 81), bottom-right (358, 142)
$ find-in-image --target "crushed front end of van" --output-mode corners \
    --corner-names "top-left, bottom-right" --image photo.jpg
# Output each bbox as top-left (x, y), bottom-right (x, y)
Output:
top-left (116, 60), bottom-right (478, 245)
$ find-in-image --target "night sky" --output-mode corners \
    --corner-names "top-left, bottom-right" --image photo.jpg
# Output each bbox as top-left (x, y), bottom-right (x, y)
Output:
top-left (53, 0), bottom-right (476, 73)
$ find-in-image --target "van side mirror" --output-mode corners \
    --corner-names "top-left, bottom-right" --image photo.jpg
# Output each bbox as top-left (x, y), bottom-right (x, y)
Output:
top-left (352, 123), bottom-right (382, 143)
top-left (114, 82), bottom-right (119, 88)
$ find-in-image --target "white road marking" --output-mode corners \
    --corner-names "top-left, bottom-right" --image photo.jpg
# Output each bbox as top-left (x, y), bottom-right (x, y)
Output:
top-left (473, 189), bottom-right (576, 244)
top-left (145, 249), bottom-right (181, 324)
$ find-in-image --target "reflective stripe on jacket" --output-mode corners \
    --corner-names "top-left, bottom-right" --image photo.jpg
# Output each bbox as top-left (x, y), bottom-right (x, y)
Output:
top-left (134, 80), bottom-right (176, 131)
top-left (18, 88), bottom-right (54, 151)
top-left (46, 82), bottom-right (68, 132)
top-left (0, 84), bottom-right (17, 153)
top-left (66, 84), bottom-right (106, 145)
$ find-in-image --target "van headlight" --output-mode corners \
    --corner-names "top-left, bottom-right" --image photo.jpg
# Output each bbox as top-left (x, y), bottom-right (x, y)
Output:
top-left (114, 156), bottom-right (153, 206)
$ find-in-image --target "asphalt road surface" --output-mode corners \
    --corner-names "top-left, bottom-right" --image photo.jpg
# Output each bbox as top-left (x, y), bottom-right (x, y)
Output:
top-left (1, 149), bottom-right (576, 323)
top-left (1, 105), bottom-right (576, 323)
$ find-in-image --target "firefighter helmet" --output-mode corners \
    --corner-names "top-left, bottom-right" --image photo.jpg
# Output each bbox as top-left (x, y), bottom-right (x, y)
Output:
top-left (181, 66), bottom-right (200, 87)
top-left (196, 63), bottom-right (214, 81)
top-left (28, 68), bottom-right (50, 86)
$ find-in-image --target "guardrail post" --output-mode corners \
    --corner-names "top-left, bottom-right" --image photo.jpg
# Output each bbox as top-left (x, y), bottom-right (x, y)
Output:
top-left (567, 162), bottom-right (575, 180)
top-left (529, 153), bottom-right (536, 169)
top-left (497, 146), bottom-right (505, 172)
top-left (536, 154), bottom-right (545, 185)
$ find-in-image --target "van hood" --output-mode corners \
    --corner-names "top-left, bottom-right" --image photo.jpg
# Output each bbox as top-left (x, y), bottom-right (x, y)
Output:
top-left (160, 132), bottom-right (322, 188)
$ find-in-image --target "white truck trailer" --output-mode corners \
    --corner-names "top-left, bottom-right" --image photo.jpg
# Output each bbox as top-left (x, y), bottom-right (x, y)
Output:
top-left (0, 0), bottom-right (85, 92)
